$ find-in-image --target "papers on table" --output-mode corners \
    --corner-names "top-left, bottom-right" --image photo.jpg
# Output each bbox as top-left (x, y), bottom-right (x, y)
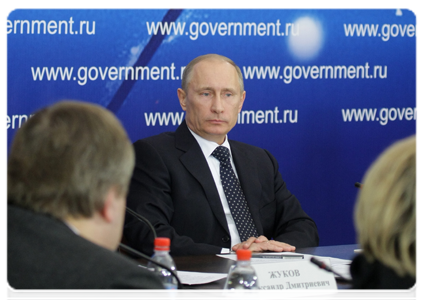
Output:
top-left (331, 264), bottom-right (352, 280)
top-left (176, 252), bottom-right (352, 285)
top-left (217, 252), bottom-right (352, 280)
top-left (218, 251), bottom-right (351, 265)
top-left (177, 271), bottom-right (227, 285)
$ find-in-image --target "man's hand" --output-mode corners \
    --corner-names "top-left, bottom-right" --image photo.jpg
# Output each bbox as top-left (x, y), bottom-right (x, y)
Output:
top-left (232, 235), bottom-right (296, 252)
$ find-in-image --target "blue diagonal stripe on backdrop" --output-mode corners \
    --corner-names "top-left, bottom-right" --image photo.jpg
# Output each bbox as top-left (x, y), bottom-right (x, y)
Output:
top-left (107, 9), bottom-right (183, 113)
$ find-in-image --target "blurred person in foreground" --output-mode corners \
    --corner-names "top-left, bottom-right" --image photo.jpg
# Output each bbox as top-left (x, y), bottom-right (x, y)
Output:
top-left (7, 101), bottom-right (163, 289)
top-left (351, 135), bottom-right (416, 289)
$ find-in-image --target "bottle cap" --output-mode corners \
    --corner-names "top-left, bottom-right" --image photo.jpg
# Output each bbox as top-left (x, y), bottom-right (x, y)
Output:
top-left (154, 237), bottom-right (170, 251)
top-left (236, 249), bottom-right (252, 261)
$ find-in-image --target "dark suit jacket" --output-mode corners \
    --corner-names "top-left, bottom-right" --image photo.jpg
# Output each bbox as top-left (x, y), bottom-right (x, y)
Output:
top-left (350, 254), bottom-right (415, 289)
top-left (8, 204), bottom-right (163, 289)
top-left (124, 121), bottom-right (319, 256)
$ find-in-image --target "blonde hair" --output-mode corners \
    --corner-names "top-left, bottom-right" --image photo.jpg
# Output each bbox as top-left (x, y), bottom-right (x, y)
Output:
top-left (354, 135), bottom-right (416, 277)
top-left (181, 53), bottom-right (244, 92)
top-left (8, 100), bottom-right (135, 219)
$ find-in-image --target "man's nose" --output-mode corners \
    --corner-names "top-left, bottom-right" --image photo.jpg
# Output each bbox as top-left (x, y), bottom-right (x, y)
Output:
top-left (211, 94), bottom-right (224, 113)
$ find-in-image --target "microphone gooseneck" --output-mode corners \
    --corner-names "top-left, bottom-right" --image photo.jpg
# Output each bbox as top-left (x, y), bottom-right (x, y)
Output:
top-left (126, 207), bottom-right (157, 239)
top-left (123, 208), bottom-right (181, 288)
top-left (119, 243), bottom-right (183, 289)
top-left (119, 243), bottom-right (225, 300)
top-left (310, 257), bottom-right (352, 283)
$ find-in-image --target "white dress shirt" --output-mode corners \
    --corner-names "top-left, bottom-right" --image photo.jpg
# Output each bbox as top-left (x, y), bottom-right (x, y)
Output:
top-left (188, 128), bottom-right (242, 253)
top-left (63, 221), bottom-right (80, 235)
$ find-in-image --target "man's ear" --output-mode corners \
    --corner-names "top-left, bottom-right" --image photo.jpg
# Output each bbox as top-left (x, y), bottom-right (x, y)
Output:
top-left (100, 187), bottom-right (116, 223)
top-left (238, 91), bottom-right (246, 113)
top-left (177, 88), bottom-right (187, 111)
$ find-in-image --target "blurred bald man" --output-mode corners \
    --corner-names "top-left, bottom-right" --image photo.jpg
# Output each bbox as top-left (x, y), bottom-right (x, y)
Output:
top-left (8, 101), bottom-right (163, 289)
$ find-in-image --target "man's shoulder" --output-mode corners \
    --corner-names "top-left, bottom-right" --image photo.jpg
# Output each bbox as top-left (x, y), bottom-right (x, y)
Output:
top-left (63, 235), bottom-right (164, 288)
top-left (132, 131), bottom-right (178, 157)
top-left (229, 139), bottom-right (278, 167)
top-left (229, 139), bottom-right (269, 155)
top-left (133, 122), bottom-right (194, 155)
top-left (8, 205), bottom-right (110, 263)
top-left (7, 205), bottom-right (162, 289)
top-left (133, 121), bottom-right (192, 147)
top-left (135, 130), bottom-right (176, 145)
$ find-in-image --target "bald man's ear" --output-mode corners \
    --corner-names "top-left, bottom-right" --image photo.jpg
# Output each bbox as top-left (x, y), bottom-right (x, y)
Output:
top-left (100, 187), bottom-right (117, 223)
top-left (177, 88), bottom-right (187, 111)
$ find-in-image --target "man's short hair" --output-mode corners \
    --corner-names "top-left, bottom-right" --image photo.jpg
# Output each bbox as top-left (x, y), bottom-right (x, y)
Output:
top-left (8, 100), bottom-right (135, 220)
top-left (181, 54), bottom-right (244, 93)
top-left (354, 135), bottom-right (416, 277)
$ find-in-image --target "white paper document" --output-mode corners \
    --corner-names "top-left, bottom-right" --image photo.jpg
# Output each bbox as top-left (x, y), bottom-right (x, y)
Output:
top-left (217, 252), bottom-right (352, 280)
top-left (176, 252), bottom-right (352, 286)
top-left (177, 271), bottom-right (227, 285)
top-left (252, 258), bottom-right (337, 290)
top-left (218, 252), bottom-right (351, 265)
top-left (331, 264), bottom-right (352, 280)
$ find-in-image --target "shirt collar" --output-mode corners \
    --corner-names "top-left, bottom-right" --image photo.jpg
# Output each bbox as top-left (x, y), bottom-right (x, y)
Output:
top-left (63, 220), bottom-right (80, 235)
top-left (188, 127), bottom-right (232, 158)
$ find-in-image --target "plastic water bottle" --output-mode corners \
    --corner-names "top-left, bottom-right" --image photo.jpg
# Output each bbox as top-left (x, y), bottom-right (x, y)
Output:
top-left (147, 237), bottom-right (178, 289)
top-left (224, 249), bottom-right (259, 289)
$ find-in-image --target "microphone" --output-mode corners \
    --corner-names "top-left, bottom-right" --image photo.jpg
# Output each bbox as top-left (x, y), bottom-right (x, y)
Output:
top-left (122, 208), bottom-right (183, 288)
top-left (310, 257), bottom-right (352, 283)
top-left (119, 243), bottom-right (183, 289)
top-left (119, 207), bottom-right (225, 300)
top-left (126, 207), bottom-right (157, 239)
top-left (354, 182), bottom-right (362, 189)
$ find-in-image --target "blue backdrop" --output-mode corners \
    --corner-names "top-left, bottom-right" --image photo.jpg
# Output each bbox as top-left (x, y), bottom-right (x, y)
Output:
top-left (7, 9), bottom-right (416, 246)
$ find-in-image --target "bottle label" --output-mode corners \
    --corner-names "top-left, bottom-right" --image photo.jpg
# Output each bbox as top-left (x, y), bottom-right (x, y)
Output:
top-left (164, 283), bottom-right (178, 300)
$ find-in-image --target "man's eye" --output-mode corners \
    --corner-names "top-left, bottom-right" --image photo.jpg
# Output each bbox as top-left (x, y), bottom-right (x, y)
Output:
top-left (202, 92), bottom-right (210, 96)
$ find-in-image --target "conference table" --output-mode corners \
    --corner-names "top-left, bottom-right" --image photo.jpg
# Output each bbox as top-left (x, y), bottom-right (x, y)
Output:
top-left (142, 244), bottom-right (359, 290)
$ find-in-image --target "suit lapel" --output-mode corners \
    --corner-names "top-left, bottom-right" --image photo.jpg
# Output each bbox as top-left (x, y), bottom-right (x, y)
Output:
top-left (175, 122), bottom-right (230, 235)
top-left (230, 141), bottom-right (264, 235)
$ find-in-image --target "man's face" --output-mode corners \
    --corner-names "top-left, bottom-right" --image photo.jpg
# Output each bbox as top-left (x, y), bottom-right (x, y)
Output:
top-left (178, 58), bottom-right (246, 145)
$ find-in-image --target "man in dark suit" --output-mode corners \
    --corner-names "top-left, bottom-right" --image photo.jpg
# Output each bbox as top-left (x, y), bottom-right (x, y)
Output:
top-left (124, 54), bottom-right (319, 256)
top-left (7, 101), bottom-right (163, 289)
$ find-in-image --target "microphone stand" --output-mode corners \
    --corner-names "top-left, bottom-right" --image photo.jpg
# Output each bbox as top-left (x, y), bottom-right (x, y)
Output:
top-left (310, 257), bottom-right (352, 284)
top-left (119, 243), bottom-right (184, 300)
top-left (119, 207), bottom-right (225, 300)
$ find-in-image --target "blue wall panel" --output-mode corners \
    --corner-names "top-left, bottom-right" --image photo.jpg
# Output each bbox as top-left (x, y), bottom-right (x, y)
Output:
top-left (7, 9), bottom-right (416, 246)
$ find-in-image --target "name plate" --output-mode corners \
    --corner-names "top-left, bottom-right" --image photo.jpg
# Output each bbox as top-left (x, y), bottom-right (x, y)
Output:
top-left (252, 258), bottom-right (337, 290)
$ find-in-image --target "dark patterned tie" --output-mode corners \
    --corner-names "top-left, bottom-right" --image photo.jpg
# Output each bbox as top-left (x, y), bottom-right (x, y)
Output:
top-left (211, 146), bottom-right (258, 242)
